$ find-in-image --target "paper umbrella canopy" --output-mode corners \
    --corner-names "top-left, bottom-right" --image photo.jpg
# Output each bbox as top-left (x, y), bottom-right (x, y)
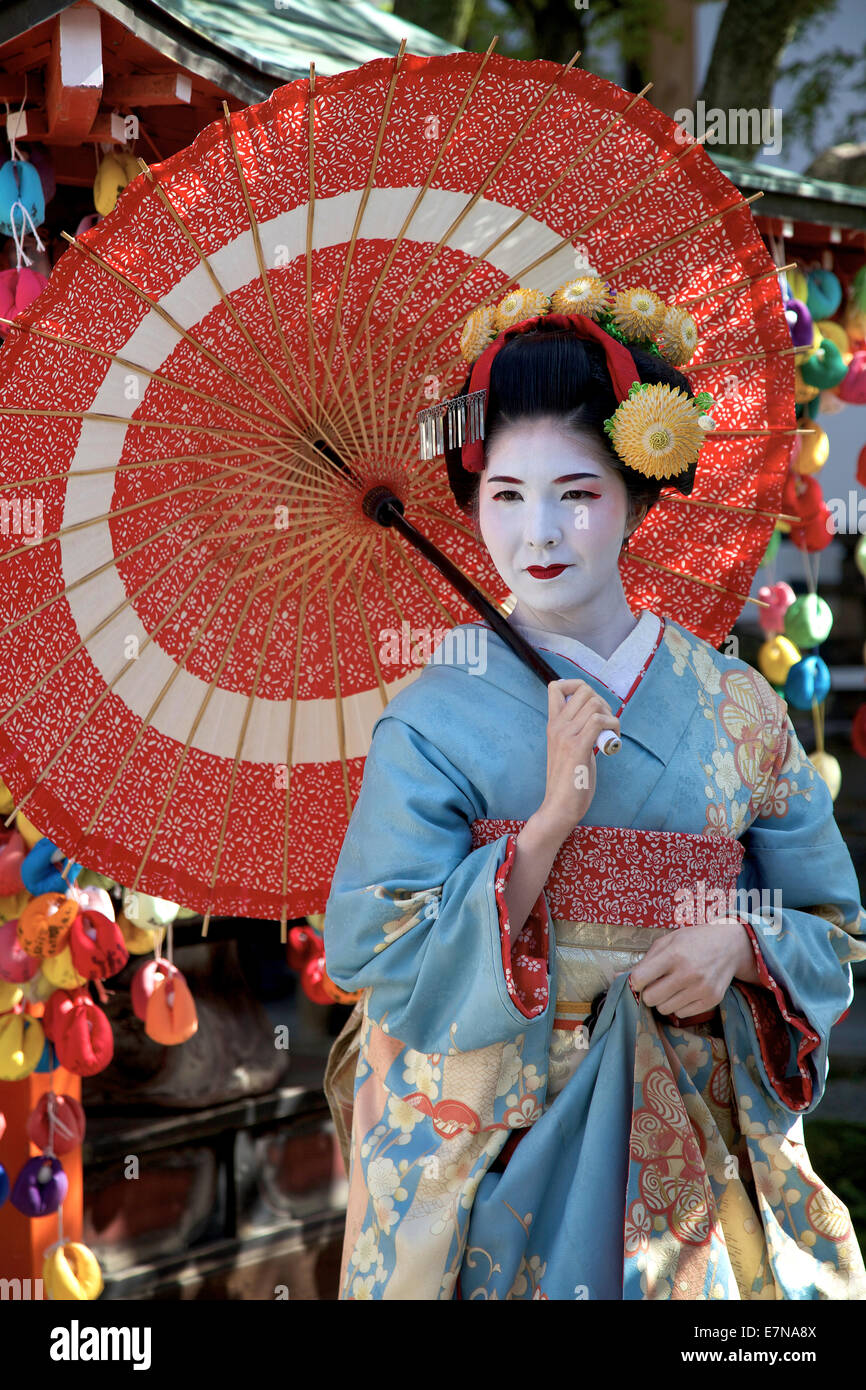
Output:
top-left (0, 44), bottom-right (796, 930)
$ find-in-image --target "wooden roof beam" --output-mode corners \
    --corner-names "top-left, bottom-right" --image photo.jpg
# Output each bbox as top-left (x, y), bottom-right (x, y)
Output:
top-left (103, 72), bottom-right (192, 107)
top-left (0, 73), bottom-right (44, 103)
top-left (45, 4), bottom-right (103, 142)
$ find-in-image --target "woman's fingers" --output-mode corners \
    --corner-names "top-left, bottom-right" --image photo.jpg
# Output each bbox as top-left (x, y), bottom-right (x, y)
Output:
top-left (652, 990), bottom-right (706, 1017)
top-left (629, 937), bottom-right (676, 992)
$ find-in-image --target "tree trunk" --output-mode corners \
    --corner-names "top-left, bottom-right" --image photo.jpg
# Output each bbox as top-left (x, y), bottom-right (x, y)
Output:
top-left (391, 0), bottom-right (477, 49)
top-left (698, 0), bottom-right (835, 159)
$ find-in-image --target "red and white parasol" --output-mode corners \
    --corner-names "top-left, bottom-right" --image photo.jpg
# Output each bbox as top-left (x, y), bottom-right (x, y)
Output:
top-left (0, 43), bottom-right (796, 931)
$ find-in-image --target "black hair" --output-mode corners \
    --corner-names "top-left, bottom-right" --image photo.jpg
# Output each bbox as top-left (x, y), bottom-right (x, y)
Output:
top-left (443, 325), bottom-right (698, 527)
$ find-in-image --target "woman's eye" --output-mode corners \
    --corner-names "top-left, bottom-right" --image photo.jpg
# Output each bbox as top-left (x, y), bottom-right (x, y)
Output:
top-left (490, 489), bottom-right (601, 502)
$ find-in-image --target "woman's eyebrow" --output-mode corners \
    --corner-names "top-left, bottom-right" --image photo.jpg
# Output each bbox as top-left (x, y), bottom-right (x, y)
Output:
top-left (486, 472), bottom-right (603, 484)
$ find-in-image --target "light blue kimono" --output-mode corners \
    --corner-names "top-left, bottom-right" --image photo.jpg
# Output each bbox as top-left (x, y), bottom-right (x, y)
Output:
top-left (323, 614), bottom-right (866, 1300)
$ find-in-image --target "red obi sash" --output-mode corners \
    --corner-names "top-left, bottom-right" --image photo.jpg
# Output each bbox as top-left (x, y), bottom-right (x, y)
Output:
top-left (470, 820), bottom-right (745, 931)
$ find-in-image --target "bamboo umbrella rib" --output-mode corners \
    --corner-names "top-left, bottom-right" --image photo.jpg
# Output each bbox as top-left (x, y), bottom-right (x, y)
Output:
top-left (515, 196), bottom-right (761, 317)
top-left (360, 79), bottom-right (654, 382)
top-left (0, 315), bottom-right (297, 447)
top-left (325, 318), bottom-right (375, 457)
top-left (624, 550), bottom-right (768, 606)
top-left (709, 427), bottom-right (802, 437)
top-left (348, 134), bottom-right (756, 461)
top-left (275, 440), bottom-right (368, 505)
top-left (324, 567), bottom-right (353, 823)
top-left (124, 529), bottom-right (287, 921)
top-left (7, 522), bottom-right (294, 849)
top-left (569, 129), bottom-right (711, 248)
top-left (275, 520), bottom-right (383, 614)
top-left (299, 87), bottom-right (382, 468)
top-left (0, 471), bottom-right (289, 748)
top-left (377, 532), bottom-right (501, 629)
top-left (337, 46), bottom-right (585, 398)
top-left (687, 344), bottom-right (799, 373)
top-left (25, 489), bottom-right (289, 831)
top-left (305, 63), bottom-right (318, 425)
top-left (599, 192), bottom-right (763, 278)
top-left (322, 40), bottom-right (409, 382)
top-left (51, 513), bottom-right (294, 875)
top-left (278, 551), bottom-right (312, 943)
top-left (389, 193), bottom-right (778, 444)
top-left (345, 566), bottom-right (391, 710)
top-left (136, 158), bottom-right (362, 460)
top-left (0, 403), bottom-right (275, 446)
top-left (364, 114), bottom-right (704, 413)
top-left (340, 40), bottom-right (501, 374)
top-left (389, 196), bottom-right (773, 466)
top-left (364, 323), bottom-right (380, 459)
top-left (366, 546), bottom-right (414, 639)
top-left (59, 229), bottom-right (305, 433)
top-left (400, 434), bottom-right (468, 497)
top-left (201, 527), bottom-right (295, 933)
top-left (221, 512), bottom-right (377, 624)
top-left (276, 526), bottom-right (372, 627)
top-left (0, 464), bottom-right (289, 639)
top-left (679, 263), bottom-right (797, 309)
top-left (415, 502), bottom-right (484, 545)
top-left (388, 538), bottom-right (471, 630)
top-left (653, 493), bottom-right (799, 523)
top-left (0, 458), bottom-right (291, 568)
top-left (0, 399), bottom-right (363, 505)
top-left (0, 447), bottom-right (296, 499)
top-left (389, 536), bottom-right (478, 631)
top-left (330, 530), bottom-right (375, 607)
top-left (220, 100), bottom-right (369, 466)
top-left (361, 80), bottom-right (653, 394)
top-left (383, 324), bottom-right (442, 466)
top-left (388, 503), bottom-right (493, 603)
top-left (342, 535), bottom-right (377, 607)
top-left (301, 66), bottom-right (373, 462)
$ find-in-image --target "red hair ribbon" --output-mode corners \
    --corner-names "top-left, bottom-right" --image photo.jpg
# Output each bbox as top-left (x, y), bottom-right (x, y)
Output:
top-left (461, 312), bottom-right (641, 473)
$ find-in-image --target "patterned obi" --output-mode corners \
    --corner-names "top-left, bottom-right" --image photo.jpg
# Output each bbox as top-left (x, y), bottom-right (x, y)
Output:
top-left (470, 821), bottom-right (746, 1103)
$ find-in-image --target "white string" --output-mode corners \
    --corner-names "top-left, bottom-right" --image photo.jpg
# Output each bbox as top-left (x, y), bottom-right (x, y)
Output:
top-left (9, 199), bottom-right (45, 269)
top-left (801, 544), bottom-right (816, 595)
top-left (3, 74), bottom-right (28, 164)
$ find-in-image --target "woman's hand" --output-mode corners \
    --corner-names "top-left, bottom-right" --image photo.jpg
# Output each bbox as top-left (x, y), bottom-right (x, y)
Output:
top-left (628, 918), bottom-right (760, 1017)
top-left (535, 678), bottom-right (620, 842)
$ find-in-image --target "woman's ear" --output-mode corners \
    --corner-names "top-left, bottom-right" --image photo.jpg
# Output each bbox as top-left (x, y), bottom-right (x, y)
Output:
top-left (625, 499), bottom-right (650, 539)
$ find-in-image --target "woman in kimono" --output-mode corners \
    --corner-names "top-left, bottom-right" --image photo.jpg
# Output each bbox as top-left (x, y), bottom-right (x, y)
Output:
top-left (322, 282), bottom-right (866, 1300)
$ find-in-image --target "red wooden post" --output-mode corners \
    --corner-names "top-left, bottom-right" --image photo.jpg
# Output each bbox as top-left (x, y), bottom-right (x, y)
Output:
top-left (0, 1068), bottom-right (83, 1288)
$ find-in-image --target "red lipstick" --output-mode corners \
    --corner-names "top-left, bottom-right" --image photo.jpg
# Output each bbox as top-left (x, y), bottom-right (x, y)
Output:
top-left (526, 564), bottom-right (571, 579)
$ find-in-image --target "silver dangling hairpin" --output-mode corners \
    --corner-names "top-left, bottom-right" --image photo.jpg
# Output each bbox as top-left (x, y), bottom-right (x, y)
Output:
top-left (417, 388), bottom-right (487, 460)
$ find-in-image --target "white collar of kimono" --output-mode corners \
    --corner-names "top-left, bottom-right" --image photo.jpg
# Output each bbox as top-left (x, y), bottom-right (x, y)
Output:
top-left (506, 609), bottom-right (663, 700)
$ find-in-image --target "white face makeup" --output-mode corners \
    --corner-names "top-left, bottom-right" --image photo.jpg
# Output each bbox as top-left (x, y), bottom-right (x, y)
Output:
top-left (476, 414), bottom-right (635, 630)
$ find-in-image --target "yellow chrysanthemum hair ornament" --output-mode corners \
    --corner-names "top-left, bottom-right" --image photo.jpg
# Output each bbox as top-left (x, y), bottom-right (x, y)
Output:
top-left (604, 382), bottom-right (715, 483)
top-left (417, 278), bottom-right (713, 483)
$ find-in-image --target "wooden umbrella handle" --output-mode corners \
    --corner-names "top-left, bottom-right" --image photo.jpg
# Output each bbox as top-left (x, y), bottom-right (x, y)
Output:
top-left (362, 487), bottom-right (621, 755)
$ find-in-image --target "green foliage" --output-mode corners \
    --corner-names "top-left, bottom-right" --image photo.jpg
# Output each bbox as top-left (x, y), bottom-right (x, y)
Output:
top-left (381, 0), bottom-right (864, 162)
top-left (779, 41), bottom-right (866, 153)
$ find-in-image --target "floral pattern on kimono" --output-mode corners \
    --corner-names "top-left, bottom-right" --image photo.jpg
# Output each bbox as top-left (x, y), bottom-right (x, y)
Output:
top-left (323, 613), bottom-right (866, 1300)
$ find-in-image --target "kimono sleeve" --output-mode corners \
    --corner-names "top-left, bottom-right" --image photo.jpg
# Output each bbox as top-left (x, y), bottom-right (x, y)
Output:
top-left (731, 714), bottom-right (866, 1116)
top-left (323, 713), bottom-right (551, 1056)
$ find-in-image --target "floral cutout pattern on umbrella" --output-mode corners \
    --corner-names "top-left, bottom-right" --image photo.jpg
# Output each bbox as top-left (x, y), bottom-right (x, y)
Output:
top-left (0, 43), bottom-right (795, 928)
